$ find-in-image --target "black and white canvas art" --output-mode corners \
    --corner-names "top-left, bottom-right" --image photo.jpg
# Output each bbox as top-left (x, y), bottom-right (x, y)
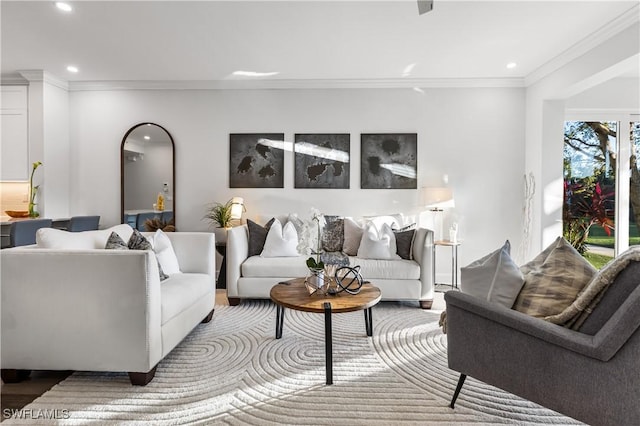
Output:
top-left (229, 133), bottom-right (285, 188)
top-left (360, 133), bottom-right (417, 189)
top-left (294, 134), bottom-right (350, 189)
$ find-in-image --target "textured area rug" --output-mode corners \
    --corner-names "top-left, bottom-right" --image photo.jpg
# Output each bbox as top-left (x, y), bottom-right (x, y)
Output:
top-left (6, 301), bottom-right (581, 425)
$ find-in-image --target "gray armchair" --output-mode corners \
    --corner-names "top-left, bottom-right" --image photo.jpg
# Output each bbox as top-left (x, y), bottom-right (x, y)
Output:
top-left (445, 260), bottom-right (640, 426)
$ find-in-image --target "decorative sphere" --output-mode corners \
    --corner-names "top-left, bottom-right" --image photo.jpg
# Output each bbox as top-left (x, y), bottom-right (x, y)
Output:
top-left (335, 265), bottom-right (364, 295)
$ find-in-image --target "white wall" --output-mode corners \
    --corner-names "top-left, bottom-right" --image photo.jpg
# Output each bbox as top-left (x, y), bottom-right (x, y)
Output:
top-left (566, 77), bottom-right (640, 110)
top-left (524, 22), bottom-right (639, 259)
top-left (69, 87), bottom-right (526, 277)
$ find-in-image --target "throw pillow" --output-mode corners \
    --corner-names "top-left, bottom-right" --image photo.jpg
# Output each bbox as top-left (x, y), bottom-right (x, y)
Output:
top-left (247, 218), bottom-right (275, 257)
top-left (460, 240), bottom-right (525, 308)
top-left (321, 216), bottom-right (344, 252)
top-left (357, 222), bottom-right (400, 260)
top-left (261, 219), bottom-right (300, 257)
top-left (36, 224), bottom-right (133, 249)
top-left (394, 228), bottom-right (416, 260)
top-left (104, 231), bottom-right (128, 250)
top-left (104, 230), bottom-right (168, 280)
top-left (343, 217), bottom-right (364, 256)
top-left (512, 237), bottom-right (596, 318)
top-left (152, 229), bottom-right (181, 275)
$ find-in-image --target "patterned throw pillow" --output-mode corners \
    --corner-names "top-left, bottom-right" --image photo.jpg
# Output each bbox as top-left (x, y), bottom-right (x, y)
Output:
top-left (247, 218), bottom-right (275, 257)
top-left (105, 232), bottom-right (128, 250)
top-left (321, 216), bottom-right (344, 252)
top-left (105, 230), bottom-right (168, 281)
top-left (512, 237), bottom-right (596, 318)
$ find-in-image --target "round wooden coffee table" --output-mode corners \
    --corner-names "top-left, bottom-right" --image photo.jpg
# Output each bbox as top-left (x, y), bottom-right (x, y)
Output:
top-left (270, 277), bottom-right (382, 385)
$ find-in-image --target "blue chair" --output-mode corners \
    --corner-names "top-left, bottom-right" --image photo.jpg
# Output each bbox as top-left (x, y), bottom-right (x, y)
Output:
top-left (161, 211), bottom-right (173, 224)
top-left (68, 215), bottom-right (100, 232)
top-left (9, 219), bottom-right (53, 247)
top-left (136, 212), bottom-right (160, 231)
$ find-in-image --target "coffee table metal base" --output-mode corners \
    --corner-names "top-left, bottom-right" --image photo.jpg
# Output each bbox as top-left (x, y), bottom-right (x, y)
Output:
top-left (274, 303), bottom-right (374, 385)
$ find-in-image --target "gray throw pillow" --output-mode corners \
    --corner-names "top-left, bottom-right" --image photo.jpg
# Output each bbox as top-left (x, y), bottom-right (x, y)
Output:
top-left (321, 216), bottom-right (344, 252)
top-left (247, 218), bottom-right (275, 257)
top-left (394, 228), bottom-right (416, 260)
top-left (105, 231), bottom-right (128, 250)
top-left (460, 240), bottom-right (524, 308)
top-left (106, 230), bottom-right (168, 281)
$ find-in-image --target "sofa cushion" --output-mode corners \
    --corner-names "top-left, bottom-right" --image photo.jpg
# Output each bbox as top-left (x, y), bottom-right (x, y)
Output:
top-left (105, 231), bottom-right (128, 250)
top-left (357, 222), bottom-right (400, 260)
top-left (242, 255), bottom-right (309, 278)
top-left (350, 256), bottom-right (420, 280)
top-left (460, 240), bottom-right (524, 308)
top-left (512, 237), bottom-right (596, 318)
top-left (152, 229), bottom-right (181, 275)
top-left (343, 217), bottom-right (364, 256)
top-left (160, 273), bottom-right (213, 325)
top-left (36, 224), bottom-right (133, 249)
top-left (247, 218), bottom-right (275, 257)
top-left (261, 219), bottom-right (299, 257)
top-left (321, 217), bottom-right (344, 252)
top-left (394, 228), bottom-right (416, 260)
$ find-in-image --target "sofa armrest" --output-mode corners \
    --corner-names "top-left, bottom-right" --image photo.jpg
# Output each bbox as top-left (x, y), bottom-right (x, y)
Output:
top-left (226, 225), bottom-right (249, 298)
top-left (1, 249), bottom-right (163, 372)
top-left (444, 291), bottom-right (615, 361)
top-left (164, 232), bottom-right (215, 275)
top-left (412, 227), bottom-right (434, 301)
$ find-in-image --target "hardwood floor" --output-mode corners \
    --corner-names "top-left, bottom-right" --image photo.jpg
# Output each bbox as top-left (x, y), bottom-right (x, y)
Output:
top-left (1, 289), bottom-right (446, 421)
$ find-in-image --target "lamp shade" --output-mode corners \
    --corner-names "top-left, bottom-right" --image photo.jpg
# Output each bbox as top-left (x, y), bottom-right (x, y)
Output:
top-left (424, 187), bottom-right (455, 209)
top-left (230, 197), bottom-right (244, 219)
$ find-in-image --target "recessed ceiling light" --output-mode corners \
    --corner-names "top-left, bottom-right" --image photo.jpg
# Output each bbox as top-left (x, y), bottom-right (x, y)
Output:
top-left (232, 70), bottom-right (280, 77)
top-left (55, 2), bottom-right (73, 12)
top-left (144, 136), bottom-right (151, 140)
top-left (66, 65), bottom-right (78, 73)
top-left (506, 62), bottom-right (517, 69)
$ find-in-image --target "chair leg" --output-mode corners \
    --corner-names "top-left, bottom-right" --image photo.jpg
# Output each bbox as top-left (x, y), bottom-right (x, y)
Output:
top-left (450, 374), bottom-right (466, 408)
top-left (227, 297), bottom-right (241, 306)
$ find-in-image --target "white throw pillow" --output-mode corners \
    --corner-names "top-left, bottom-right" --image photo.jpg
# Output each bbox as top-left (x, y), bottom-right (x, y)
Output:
top-left (261, 219), bottom-right (300, 257)
top-left (460, 240), bottom-right (525, 308)
top-left (357, 222), bottom-right (400, 260)
top-left (152, 229), bottom-right (181, 275)
top-left (343, 217), bottom-right (365, 256)
top-left (36, 224), bottom-right (133, 249)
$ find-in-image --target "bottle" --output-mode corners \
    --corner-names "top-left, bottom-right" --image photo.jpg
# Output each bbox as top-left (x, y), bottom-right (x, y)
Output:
top-left (156, 193), bottom-right (165, 211)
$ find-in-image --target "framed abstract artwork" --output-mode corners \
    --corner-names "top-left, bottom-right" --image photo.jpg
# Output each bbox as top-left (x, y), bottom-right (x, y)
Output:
top-left (229, 133), bottom-right (285, 188)
top-left (294, 133), bottom-right (350, 189)
top-left (360, 133), bottom-right (417, 189)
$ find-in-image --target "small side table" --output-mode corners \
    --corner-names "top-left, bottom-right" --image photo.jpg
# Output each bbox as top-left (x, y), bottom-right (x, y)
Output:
top-left (434, 240), bottom-right (461, 290)
top-left (215, 243), bottom-right (227, 290)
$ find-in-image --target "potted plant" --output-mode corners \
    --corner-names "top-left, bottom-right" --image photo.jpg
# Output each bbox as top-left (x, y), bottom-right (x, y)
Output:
top-left (204, 200), bottom-right (235, 244)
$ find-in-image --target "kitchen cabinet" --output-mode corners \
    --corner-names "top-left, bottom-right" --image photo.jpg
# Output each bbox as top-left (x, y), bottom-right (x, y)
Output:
top-left (1, 86), bottom-right (29, 181)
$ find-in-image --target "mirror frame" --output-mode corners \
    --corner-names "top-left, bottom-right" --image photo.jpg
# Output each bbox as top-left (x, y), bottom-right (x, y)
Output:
top-left (120, 122), bottom-right (176, 226)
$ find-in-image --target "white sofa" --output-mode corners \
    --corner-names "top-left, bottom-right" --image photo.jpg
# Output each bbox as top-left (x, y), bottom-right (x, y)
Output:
top-left (226, 224), bottom-right (435, 308)
top-left (1, 231), bottom-right (216, 385)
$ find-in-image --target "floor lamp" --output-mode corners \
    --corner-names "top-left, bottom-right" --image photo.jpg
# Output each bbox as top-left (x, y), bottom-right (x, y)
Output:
top-left (424, 187), bottom-right (455, 242)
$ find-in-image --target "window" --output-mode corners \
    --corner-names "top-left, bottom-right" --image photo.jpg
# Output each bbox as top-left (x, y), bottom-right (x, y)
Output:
top-left (563, 118), bottom-right (640, 267)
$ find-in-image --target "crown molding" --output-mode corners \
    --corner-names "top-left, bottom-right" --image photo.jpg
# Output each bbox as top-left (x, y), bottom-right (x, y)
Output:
top-left (17, 70), bottom-right (69, 90)
top-left (68, 77), bottom-right (524, 91)
top-left (525, 4), bottom-right (640, 86)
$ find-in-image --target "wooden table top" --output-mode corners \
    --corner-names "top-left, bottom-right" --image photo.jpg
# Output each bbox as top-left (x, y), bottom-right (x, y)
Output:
top-left (270, 278), bottom-right (381, 313)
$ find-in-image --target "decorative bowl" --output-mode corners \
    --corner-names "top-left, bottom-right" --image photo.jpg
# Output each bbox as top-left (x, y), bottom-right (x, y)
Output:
top-left (5, 210), bottom-right (29, 218)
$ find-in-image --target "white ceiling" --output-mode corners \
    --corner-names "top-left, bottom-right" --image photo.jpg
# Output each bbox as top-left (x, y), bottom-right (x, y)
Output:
top-left (1, 0), bottom-right (638, 86)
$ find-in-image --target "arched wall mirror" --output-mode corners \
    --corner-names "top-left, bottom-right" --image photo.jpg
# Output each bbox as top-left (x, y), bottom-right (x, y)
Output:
top-left (121, 123), bottom-right (175, 229)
